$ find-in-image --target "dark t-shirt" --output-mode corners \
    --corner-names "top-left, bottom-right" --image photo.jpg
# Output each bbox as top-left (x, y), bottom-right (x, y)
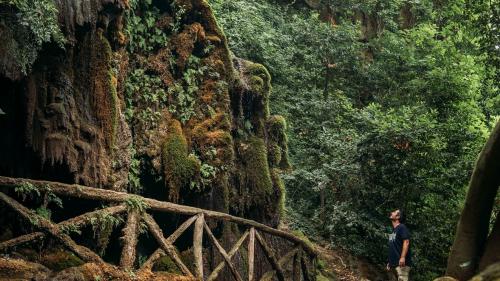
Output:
top-left (388, 223), bottom-right (412, 267)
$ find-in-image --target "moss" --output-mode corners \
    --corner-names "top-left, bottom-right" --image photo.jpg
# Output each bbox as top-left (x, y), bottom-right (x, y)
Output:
top-left (267, 142), bottom-right (282, 167)
top-left (245, 61), bottom-right (271, 99)
top-left (291, 229), bottom-right (315, 250)
top-left (239, 137), bottom-right (273, 208)
top-left (152, 256), bottom-right (182, 274)
top-left (266, 115), bottom-right (291, 169)
top-left (41, 250), bottom-right (84, 272)
top-left (162, 119), bottom-right (200, 202)
top-left (91, 29), bottom-right (119, 149)
top-left (270, 168), bottom-right (286, 218)
top-left (191, 113), bottom-right (234, 164)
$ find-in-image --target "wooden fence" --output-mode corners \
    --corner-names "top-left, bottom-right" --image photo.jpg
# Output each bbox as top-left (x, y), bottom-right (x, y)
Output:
top-left (0, 176), bottom-right (317, 281)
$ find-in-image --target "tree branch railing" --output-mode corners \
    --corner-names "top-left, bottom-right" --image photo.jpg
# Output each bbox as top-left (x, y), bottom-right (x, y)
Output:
top-left (0, 176), bottom-right (317, 280)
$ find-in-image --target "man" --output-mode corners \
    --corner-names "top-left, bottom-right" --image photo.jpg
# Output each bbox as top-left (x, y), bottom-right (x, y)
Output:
top-left (387, 209), bottom-right (412, 281)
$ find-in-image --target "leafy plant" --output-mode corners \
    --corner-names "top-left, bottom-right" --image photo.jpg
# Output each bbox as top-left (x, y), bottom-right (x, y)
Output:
top-left (90, 211), bottom-right (124, 237)
top-left (15, 181), bottom-right (39, 200)
top-left (125, 196), bottom-right (149, 213)
top-left (125, 68), bottom-right (167, 125)
top-left (126, 0), bottom-right (168, 53)
top-left (60, 223), bottom-right (82, 235)
top-left (127, 146), bottom-right (142, 193)
top-left (168, 55), bottom-right (209, 123)
top-left (1, 0), bottom-right (65, 75)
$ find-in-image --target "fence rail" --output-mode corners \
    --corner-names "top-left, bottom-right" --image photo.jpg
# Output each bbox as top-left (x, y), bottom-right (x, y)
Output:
top-left (0, 176), bottom-right (316, 281)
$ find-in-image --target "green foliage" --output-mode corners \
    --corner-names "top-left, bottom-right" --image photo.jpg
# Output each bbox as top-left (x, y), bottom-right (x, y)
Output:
top-left (15, 181), bottom-right (39, 200)
top-left (125, 68), bottom-right (166, 126)
top-left (124, 196), bottom-right (150, 213)
top-left (127, 146), bottom-right (142, 193)
top-left (35, 207), bottom-right (52, 220)
top-left (212, 0), bottom-right (493, 279)
top-left (168, 56), bottom-right (209, 123)
top-left (90, 211), bottom-right (124, 237)
top-left (126, 0), bottom-right (169, 53)
top-left (0, 0), bottom-right (65, 76)
top-left (60, 223), bottom-right (82, 235)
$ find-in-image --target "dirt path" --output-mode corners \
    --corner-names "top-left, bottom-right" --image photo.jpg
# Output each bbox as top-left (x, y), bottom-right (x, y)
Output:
top-left (313, 241), bottom-right (390, 281)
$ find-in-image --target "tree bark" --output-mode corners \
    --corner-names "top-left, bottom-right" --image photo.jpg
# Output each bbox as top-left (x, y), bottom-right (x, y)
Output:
top-left (120, 210), bottom-right (140, 269)
top-left (479, 215), bottom-right (500, 271)
top-left (193, 214), bottom-right (204, 279)
top-left (446, 121), bottom-right (500, 280)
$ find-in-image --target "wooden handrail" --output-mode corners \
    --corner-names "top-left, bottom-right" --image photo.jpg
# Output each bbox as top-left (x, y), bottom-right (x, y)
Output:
top-left (0, 176), bottom-right (317, 256)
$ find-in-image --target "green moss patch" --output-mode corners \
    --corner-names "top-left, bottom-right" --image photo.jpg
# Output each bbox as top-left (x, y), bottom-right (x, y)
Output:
top-left (266, 115), bottom-right (290, 169)
top-left (239, 137), bottom-right (273, 208)
top-left (162, 119), bottom-right (200, 202)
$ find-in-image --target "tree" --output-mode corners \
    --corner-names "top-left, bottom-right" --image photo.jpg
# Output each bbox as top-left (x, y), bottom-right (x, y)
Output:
top-left (446, 120), bottom-right (500, 280)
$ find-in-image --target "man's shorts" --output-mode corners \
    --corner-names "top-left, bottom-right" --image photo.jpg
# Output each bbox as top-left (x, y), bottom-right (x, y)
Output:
top-left (393, 266), bottom-right (411, 281)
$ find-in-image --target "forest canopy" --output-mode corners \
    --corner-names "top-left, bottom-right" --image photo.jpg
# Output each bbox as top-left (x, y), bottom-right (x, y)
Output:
top-left (210, 0), bottom-right (499, 279)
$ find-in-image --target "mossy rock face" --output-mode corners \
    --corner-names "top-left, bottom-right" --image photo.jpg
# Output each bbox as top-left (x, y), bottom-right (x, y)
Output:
top-left (245, 62), bottom-right (272, 98)
top-left (91, 29), bottom-right (119, 149)
top-left (238, 137), bottom-right (273, 210)
top-left (163, 120), bottom-right (200, 202)
top-left (270, 168), bottom-right (286, 218)
top-left (266, 115), bottom-right (291, 169)
top-left (40, 250), bottom-right (84, 272)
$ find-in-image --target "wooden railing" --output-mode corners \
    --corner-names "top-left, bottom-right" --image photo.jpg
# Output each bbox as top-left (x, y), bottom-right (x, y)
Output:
top-left (0, 176), bottom-right (317, 281)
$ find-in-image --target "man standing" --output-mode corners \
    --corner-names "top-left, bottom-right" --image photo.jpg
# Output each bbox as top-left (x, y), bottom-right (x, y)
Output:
top-left (387, 209), bottom-right (412, 281)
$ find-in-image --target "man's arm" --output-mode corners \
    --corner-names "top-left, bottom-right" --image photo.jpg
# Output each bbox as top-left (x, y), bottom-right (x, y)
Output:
top-left (399, 239), bottom-right (410, 267)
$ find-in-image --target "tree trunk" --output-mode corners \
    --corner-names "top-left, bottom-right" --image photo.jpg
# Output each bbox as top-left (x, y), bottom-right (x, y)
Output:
top-left (446, 121), bottom-right (500, 280)
top-left (479, 215), bottom-right (500, 271)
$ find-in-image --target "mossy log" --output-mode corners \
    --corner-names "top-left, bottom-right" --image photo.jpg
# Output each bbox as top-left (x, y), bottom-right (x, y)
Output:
top-left (0, 192), bottom-right (103, 263)
top-left (0, 176), bottom-right (317, 256)
top-left (446, 121), bottom-right (500, 280)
